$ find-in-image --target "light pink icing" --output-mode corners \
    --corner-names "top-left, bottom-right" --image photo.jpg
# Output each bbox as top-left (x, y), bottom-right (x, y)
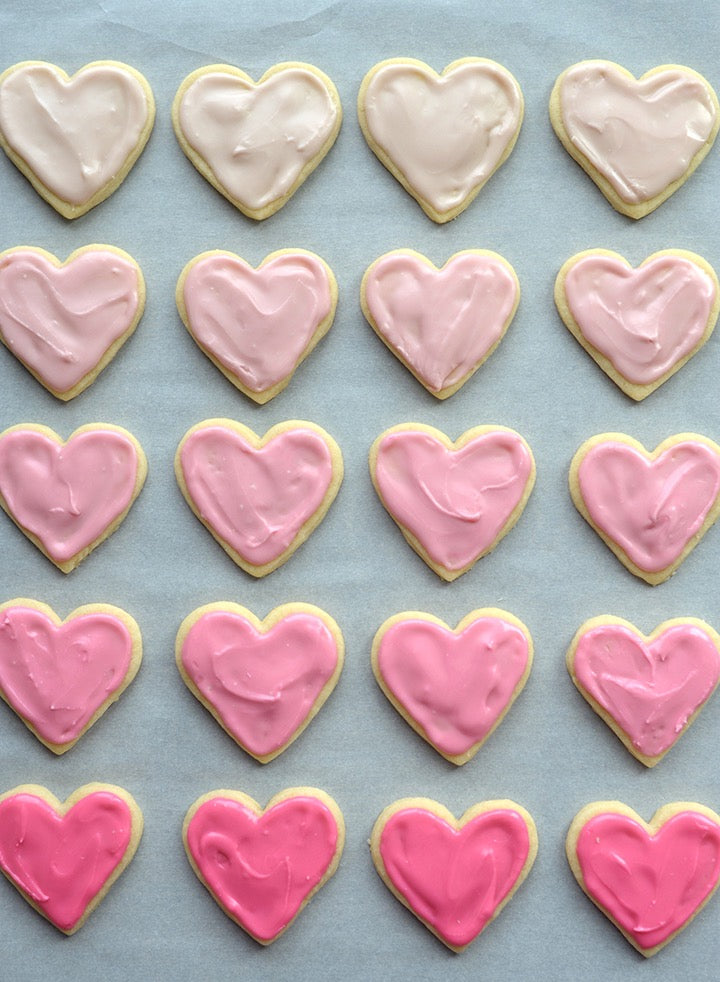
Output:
top-left (377, 616), bottom-right (529, 756)
top-left (364, 252), bottom-right (517, 391)
top-left (564, 254), bottom-right (716, 385)
top-left (0, 605), bottom-right (132, 745)
top-left (0, 790), bottom-right (133, 932)
top-left (0, 249), bottom-right (141, 393)
top-left (182, 253), bottom-right (332, 392)
top-left (559, 62), bottom-right (717, 204)
top-left (186, 794), bottom-right (339, 941)
top-left (179, 425), bottom-right (333, 567)
top-left (576, 810), bottom-right (720, 950)
top-left (374, 429), bottom-right (533, 571)
top-left (577, 439), bottom-right (720, 573)
top-left (379, 806), bottom-right (530, 948)
top-left (0, 428), bottom-right (140, 563)
top-left (574, 623), bottom-right (720, 757)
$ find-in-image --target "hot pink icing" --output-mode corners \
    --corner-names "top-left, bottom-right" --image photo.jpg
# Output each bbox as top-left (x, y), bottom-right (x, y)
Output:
top-left (577, 439), bottom-right (720, 573)
top-left (0, 605), bottom-right (132, 745)
top-left (0, 249), bottom-right (141, 393)
top-left (377, 616), bottom-right (529, 756)
top-left (185, 794), bottom-right (339, 942)
top-left (576, 809), bottom-right (720, 950)
top-left (0, 790), bottom-right (133, 932)
top-left (379, 806), bottom-right (530, 948)
top-left (374, 429), bottom-right (533, 571)
top-left (364, 252), bottom-right (517, 392)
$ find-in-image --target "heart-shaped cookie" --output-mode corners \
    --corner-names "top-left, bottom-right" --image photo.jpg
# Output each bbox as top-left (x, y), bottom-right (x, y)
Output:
top-left (177, 249), bottom-right (337, 403)
top-left (567, 801), bottom-right (720, 955)
top-left (371, 798), bottom-right (537, 951)
top-left (567, 616), bottom-right (720, 765)
top-left (0, 783), bottom-right (143, 934)
top-left (372, 609), bottom-right (532, 764)
top-left (370, 424), bottom-right (535, 581)
top-left (172, 62), bottom-right (341, 220)
top-left (183, 787), bottom-right (344, 944)
top-left (175, 419), bottom-right (343, 577)
top-left (569, 432), bottom-right (720, 584)
top-left (0, 61), bottom-right (155, 219)
top-left (0, 423), bottom-right (147, 573)
top-left (0, 246), bottom-right (145, 399)
top-left (361, 250), bottom-right (520, 398)
top-left (550, 61), bottom-right (719, 218)
top-left (358, 58), bottom-right (523, 222)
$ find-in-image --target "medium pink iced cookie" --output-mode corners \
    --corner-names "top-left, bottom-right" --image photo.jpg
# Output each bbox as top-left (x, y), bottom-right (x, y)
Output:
top-left (361, 249), bottom-right (520, 399)
top-left (569, 432), bottom-right (720, 584)
top-left (183, 787), bottom-right (344, 944)
top-left (567, 616), bottom-right (720, 766)
top-left (175, 419), bottom-right (343, 577)
top-left (176, 249), bottom-right (337, 404)
top-left (0, 783), bottom-right (143, 934)
top-left (0, 423), bottom-right (147, 573)
top-left (370, 424), bottom-right (535, 581)
top-left (371, 798), bottom-right (537, 951)
top-left (555, 249), bottom-right (719, 400)
top-left (566, 801), bottom-right (720, 956)
top-left (550, 61), bottom-right (719, 219)
top-left (372, 609), bottom-right (532, 764)
top-left (0, 245), bottom-right (145, 400)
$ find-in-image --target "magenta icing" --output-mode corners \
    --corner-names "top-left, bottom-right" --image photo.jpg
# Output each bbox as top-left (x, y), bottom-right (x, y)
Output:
top-left (186, 794), bottom-right (339, 941)
top-left (0, 790), bottom-right (133, 932)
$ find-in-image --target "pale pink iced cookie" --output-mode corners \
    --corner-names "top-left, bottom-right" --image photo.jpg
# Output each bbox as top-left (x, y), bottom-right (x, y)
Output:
top-left (0, 783), bottom-right (143, 934)
top-left (569, 432), bottom-right (720, 585)
top-left (175, 419), bottom-right (343, 577)
top-left (0, 245), bottom-right (145, 400)
top-left (176, 249), bottom-right (337, 404)
top-left (359, 58), bottom-right (523, 223)
top-left (0, 61), bottom-right (155, 219)
top-left (567, 616), bottom-right (720, 766)
top-left (361, 249), bottom-right (520, 398)
top-left (566, 801), bottom-right (720, 956)
top-left (0, 423), bottom-right (147, 573)
top-left (183, 787), bottom-right (344, 944)
top-left (555, 249), bottom-right (719, 400)
top-left (176, 603), bottom-right (343, 762)
top-left (369, 423), bottom-right (535, 581)
top-left (172, 62), bottom-right (341, 220)
top-left (371, 798), bottom-right (537, 951)
top-left (550, 61), bottom-right (719, 219)
top-left (0, 599), bottom-right (142, 754)
top-left (372, 609), bottom-right (532, 764)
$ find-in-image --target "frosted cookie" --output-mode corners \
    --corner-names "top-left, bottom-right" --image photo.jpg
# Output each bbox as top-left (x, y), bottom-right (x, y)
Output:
top-left (567, 616), bottom-right (720, 766)
top-left (361, 249), bottom-right (519, 398)
top-left (0, 245), bottom-right (145, 400)
top-left (176, 249), bottom-right (337, 403)
top-left (172, 62), bottom-right (341, 220)
top-left (569, 432), bottom-right (720, 585)
top-left (176, 603), bottom-right (343, 762)
top-left (372, 609), bottom-right (532, 764)
top-left (0, 783), bottom-right (143, 934)
top-left (371, 798), bottom-right (537, 951)
top-left (555, 249), bottom-right (719, 400)
top-left (550, 61), bottom-right (719, 218)
top-left (358, 57), bottom-right (523, 222)
top-left (0, 599), bottom-right (142, 754)
top-left (567, 801), bottom-right (720, 955)
top-left (183, 787), bottom-right (344, 944)
top-left (369, 424), bottom-right (535, 581)
top-left (175, 419), bottom-right (343, 577)
top-left (0, 61), bottom-right (155, 219)
top-left (0, 423), bottom-right (147, 573)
